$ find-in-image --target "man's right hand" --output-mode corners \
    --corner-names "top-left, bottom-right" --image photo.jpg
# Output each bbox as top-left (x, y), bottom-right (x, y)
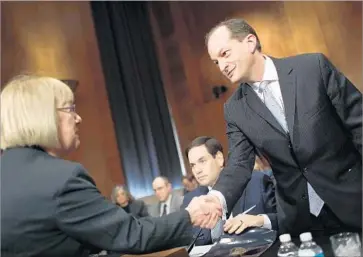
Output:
top-left (185, 196), bottom-right (222, 229)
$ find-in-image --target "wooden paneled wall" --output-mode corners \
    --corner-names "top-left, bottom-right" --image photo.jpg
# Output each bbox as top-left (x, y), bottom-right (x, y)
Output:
top-left (148, 1), bottom-right (362, 171)
top-left (1, 2), bottom-right (125, 197)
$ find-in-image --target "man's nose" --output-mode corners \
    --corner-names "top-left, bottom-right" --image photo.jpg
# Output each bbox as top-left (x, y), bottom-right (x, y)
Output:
top-left (194, 167), bottom-right (203, 174)
top-left (218, 61), bottom-right (228, 73)
top-left (75, 113), bottom-right (82, 123)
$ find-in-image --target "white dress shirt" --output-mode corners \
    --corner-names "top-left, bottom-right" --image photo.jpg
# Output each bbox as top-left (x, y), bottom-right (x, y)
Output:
top-left (159, 194), bottom-right (172, 216)
top-left (250, 56), bottom-right (283, 110)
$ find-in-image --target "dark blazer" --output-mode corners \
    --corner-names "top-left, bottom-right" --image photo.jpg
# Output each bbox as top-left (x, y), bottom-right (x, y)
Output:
top-left (1, 147), bottom-right (193, 257)
top-left (213, 53), bottom-right (362, 236)
top-left (182, 172), bottom-right (277, 245)
top-left (118, 199), bottom-right (149, 218)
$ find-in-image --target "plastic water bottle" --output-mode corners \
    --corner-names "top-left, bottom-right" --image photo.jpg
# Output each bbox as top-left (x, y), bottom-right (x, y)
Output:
top-left (278, 234), bottom-right (299, 257)
top-left (298, 232), bottom-right (324, 257)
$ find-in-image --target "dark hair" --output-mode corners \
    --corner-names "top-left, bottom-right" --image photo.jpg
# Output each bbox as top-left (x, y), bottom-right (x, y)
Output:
top-left (205, 18), bottom-right (262, 52)
top-left (185, 136), bottom-right (223, 160)
top-left (182, 173), bottom-right (196, 182)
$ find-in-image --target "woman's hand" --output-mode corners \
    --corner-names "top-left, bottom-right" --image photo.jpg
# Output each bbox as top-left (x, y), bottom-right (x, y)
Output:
top-left (223, 214), bottom-right (264, 234)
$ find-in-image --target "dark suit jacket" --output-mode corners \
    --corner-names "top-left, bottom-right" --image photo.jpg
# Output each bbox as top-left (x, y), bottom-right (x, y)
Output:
top-left (213, 53), bottom-right (362, 236)
top-left (118, 199), bottom-right (149, 218)
top-left (182, 172), bottom-right (277, 245)
top-left (1, 147), bottom-right (193, 257)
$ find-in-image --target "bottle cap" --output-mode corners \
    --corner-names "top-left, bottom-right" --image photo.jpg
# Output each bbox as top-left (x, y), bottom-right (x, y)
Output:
top-left (279, 234), bottom-right (291, 243)
top-left (300, 232), bottom-right (312, 242)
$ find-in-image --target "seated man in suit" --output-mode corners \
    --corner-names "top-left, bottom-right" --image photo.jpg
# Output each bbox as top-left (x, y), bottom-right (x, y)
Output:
top-left (182, 136), bottom-right (277, 245)
top-left (149, 176), bottom-right (184, 217)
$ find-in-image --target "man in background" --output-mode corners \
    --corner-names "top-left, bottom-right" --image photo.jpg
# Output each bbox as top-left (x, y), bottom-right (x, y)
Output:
top-left (149, 176), bottom-right (184, 217)
top-left (182, 173), bottom-right (199, 195)
top-left (182, 136), bottom-right (277, 245)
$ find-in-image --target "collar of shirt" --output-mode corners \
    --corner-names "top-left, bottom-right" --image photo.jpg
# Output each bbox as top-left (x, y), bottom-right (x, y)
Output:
top-left (161, 193), bottom-right (172, 209)
top-left (250, 55), bottom-right (279, 91)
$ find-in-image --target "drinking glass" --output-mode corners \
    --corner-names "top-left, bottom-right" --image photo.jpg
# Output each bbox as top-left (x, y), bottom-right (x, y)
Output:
top-left (330, 232), bottom-right (362, 257)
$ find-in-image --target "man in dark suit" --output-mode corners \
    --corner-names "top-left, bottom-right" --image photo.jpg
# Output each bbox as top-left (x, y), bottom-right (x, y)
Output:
top-left (182, 136), bottom-right (277, 245)
top-left (200, 18), bottom-right (362, 236)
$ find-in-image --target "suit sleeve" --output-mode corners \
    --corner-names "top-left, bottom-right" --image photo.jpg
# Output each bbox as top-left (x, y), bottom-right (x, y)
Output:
top-left (266, 213), bottom-right (278, 231)
top-left (262, 175), bottom-right (276, 214)
top-left (262, 174), bottom-right (278, 231)
top-left (138, 201), bottom-right (150, 218)
top-left (318, 53), bottom-right (362, 156)
top-left (212, 103), bottom-right (256, 214)
top-left (181, 193), bottom-right (191, 209)
top-left (54, 165), bottom-right (193, 254)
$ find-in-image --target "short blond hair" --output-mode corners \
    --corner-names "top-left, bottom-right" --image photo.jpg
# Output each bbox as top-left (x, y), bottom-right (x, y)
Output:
top-left (1, 75), bottom-right (74, 150)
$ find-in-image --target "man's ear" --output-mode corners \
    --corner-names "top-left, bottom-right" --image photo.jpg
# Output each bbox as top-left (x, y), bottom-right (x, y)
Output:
top-left (215, 151), bottom-right (225, 167)
top-left (246, 34), bottom-right (258, 53)
top-left (167, 182), bottom-right (172, 192)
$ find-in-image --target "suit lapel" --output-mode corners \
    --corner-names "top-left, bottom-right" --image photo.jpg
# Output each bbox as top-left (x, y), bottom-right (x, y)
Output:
top-left (243, 85), bottom-right (288, 137)
top-left (169, 194), bottom-right (174, 212)
top-left (271, 57), bottom-right (297, 142)
top-left (199, 186), bottom-right (209, 195)
top-left (238, 56), bottom-right (297, 141)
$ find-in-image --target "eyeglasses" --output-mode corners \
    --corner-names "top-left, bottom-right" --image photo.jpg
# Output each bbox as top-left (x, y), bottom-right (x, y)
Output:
top-left (57, 104), bottom-right (76, 113)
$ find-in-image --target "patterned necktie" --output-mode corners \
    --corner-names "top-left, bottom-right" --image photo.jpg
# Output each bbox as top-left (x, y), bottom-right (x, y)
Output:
top-left (162, 204), bottom-right (168, 216)
top-left (261, 81), bottom-right (324, 217)
top-left (261, 81), bottom-right (288, 133)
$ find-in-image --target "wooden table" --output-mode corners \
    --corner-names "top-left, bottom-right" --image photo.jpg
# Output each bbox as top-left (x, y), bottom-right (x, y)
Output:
top-left (122, 247), bottom-right (188, 257)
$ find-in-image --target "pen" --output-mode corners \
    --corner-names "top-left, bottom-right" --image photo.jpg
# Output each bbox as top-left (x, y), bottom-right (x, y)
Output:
top-left (241, 204), bottom-right (256, 215)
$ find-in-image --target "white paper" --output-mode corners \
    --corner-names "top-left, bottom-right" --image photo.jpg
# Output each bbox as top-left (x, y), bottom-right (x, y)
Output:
top-left (189, 244), bottom-right (215, 257)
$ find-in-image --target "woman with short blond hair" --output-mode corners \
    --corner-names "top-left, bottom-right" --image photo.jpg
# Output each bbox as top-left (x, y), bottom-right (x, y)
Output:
top-left (0, 75), bottom-right (202, 257)
top-left (1, 75), bottom-right (80, 154)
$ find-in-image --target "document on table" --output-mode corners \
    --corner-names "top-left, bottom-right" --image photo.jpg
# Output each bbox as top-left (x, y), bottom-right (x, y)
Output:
top-left (189, 244), bottom-right (214, 257)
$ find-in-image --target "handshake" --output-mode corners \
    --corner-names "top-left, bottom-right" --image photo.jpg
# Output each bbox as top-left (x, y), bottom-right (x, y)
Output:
top-left (185, 195), bottom-right (223, 229)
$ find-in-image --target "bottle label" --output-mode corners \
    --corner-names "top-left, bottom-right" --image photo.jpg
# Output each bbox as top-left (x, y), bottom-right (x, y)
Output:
top-left (278, 253), bottom-right (298, 257)
top-left (298, 250), bottom-right (324, 257)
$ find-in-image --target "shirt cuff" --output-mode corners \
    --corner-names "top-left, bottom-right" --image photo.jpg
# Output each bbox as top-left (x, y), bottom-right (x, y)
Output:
top-left (208, 190), bottom-right (228, 220)
top-left (259, 214), bottom-right (272, 229)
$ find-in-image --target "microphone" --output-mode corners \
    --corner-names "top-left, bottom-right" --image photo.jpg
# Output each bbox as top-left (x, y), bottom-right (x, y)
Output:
top-left (187, 228), bottom-right (203, 253)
